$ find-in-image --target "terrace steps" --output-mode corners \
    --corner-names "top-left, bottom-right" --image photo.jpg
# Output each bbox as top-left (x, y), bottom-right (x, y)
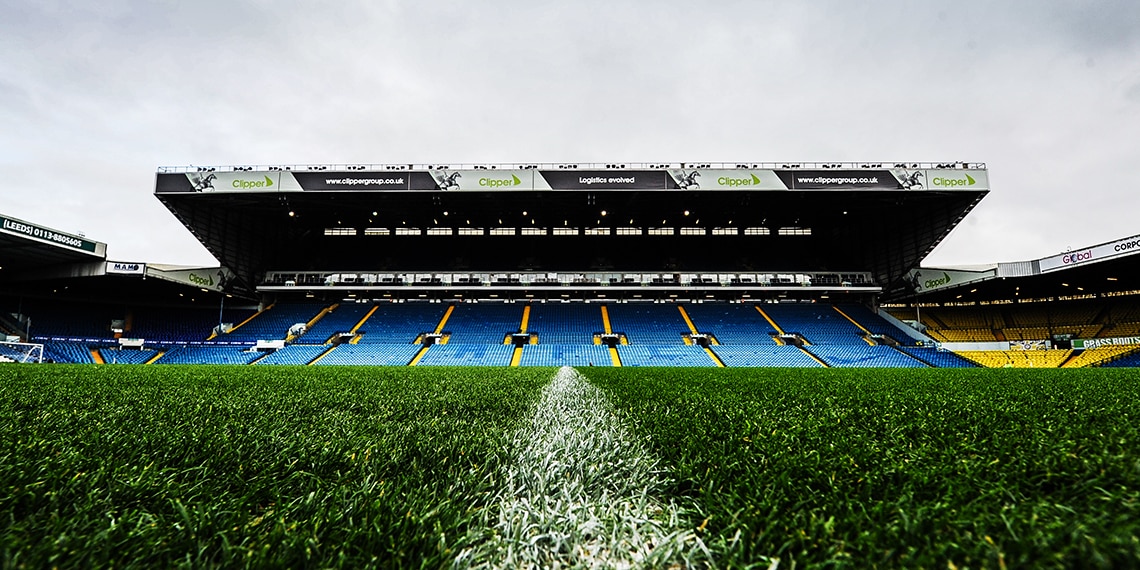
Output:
top-left (704, 347), bottom-right (725, 367)
top-left (214, 302), bottom-right (274, 339)
top-left (434, 305), bottom-right (455, 335)
top-left (800, 347), bottom-right (829, 367)
top-left (409, 345), bottom-right (430, 366)
top-left (290, 303), bottom-right (336, 343)
top-left (308, 345), bottom-right (336, 365)
top-left (678, 305), bottom-right (698, 335)
top-left (755, 306), bottom-right (785, 338)
top-left (348, 305), bottom-right (379, 344)
top-left (608, 346), bottom-right (622, 367)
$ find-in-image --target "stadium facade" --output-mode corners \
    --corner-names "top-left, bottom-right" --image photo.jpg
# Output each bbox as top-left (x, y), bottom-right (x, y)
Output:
top-left (2, 161), bottom-right (1138, 367)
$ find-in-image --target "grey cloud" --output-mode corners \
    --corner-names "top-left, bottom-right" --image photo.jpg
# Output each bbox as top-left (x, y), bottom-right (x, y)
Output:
top-left (0, 0), bottom-right (1138, 268)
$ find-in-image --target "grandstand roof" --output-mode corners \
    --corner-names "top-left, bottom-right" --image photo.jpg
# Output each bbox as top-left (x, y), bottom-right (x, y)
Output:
top-left (155, 162), bottom-right (988, 295)
top-left (0, 212), bottom-right (106, 274)
top-left (893, 233), bottom-right (1140, 303)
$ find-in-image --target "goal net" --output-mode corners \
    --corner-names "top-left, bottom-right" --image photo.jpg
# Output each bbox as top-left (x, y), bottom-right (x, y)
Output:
top-left (0, 341), bottom-right (44, 363)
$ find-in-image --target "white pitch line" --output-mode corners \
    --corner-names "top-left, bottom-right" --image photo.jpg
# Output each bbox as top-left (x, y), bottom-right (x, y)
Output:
top-left (455, 366), bottom-right (708, 569)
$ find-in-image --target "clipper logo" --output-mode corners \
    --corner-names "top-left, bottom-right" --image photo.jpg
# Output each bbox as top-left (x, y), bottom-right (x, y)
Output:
top-left (924, 272), bottom-right (953, 290)
top-left (479, 174), bottom-right (523, 188)
top-left (931, 173), bottom-right (977, 188)
top-left (232, 175), bottom-right (274, 189)
top-left (188, 272), bottom-right (215, 286)
top-left (716, 173), bottom-right (763, 188)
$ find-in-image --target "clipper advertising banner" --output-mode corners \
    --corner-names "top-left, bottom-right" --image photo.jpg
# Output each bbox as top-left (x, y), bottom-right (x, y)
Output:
top-left (773, 169), bottom-right (987, 190)
top-left (1039, 234), bottom-right (1140, 273)
top-left (145, 266), bottom-right (236, 292)
top-left (538, 170), bottom-right (668, 190)
top-left (666, 169), bottom-right (787, 190)
top-left (903, 266), bottom-right (996, 294)
top-left (156, 168), bottom-right (989, 192)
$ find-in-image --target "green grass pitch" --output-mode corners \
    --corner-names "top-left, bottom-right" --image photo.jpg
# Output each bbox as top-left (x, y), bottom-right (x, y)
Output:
top-left (1, 365), bottom-right (1138, 568)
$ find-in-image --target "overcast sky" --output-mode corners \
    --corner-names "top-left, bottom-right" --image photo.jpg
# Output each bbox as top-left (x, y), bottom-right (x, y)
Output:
top-left (3, 0), bottom-right (1138, 269)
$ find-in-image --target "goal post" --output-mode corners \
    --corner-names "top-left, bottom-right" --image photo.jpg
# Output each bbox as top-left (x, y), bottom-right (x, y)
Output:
top-left (0, 341), bottom-right (44, 363)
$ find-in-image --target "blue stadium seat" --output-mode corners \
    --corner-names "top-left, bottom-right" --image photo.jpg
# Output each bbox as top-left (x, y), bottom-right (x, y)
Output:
top-left (298, 302), bottom-right (374, 344)
top-left (355, 303), bottom-right (446, 344)
top-left (807, 345), bottom-right (927, 367)
top-left (1101, 350), bottom-right (1140, 367)
top-left (616, 344), bottom-right (717, 367)
top-left (527, 302), bottom-right (603, 344)
top-left (709, 345), bottom-right (823, 367)
top-left (313, 343), bottom-right (422, 366)
top-left (415, 344), bottom-right (514, 366)
top-left (683, 303), bottom-right (778, 344)
top-left (605, 304), bottom-right (689, 344)
top-left (518, 344), bottom-right (612, 367)
top-left (221, 302), bottom-right (328, 342)
top-left (762, 304), bottom-right (868, 345)
top-left (43, 341), bottom-right (96, 363)
top-left (97, 348), bottom-right (157, 364)
top-left (255, 344), bottom-right (331, 365)
top-left (154, 345), bottom-right (262, 365)
top-left (443, 303), bottom-right (524, 344)
top-left (899, 346), bottom-right (978, 368)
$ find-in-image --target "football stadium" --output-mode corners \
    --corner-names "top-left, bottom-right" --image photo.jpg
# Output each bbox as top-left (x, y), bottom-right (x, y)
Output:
top-left (2, 162), bottom-right (1139, 567)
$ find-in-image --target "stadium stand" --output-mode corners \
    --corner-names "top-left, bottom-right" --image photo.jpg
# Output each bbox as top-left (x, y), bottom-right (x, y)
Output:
top-left (23, 301), bottom-right (120, 341)
top-left (154, 346), bottom-right (262, 365)
top-left (683, 303), bottom-right (777, 344)
top-left (955, 350), bottom-right (1073, 368)
top-left (1061, 345), bottom-right (1138, 368)
top-left (355, 303), bottom-right (446, 344)
top-left (527, 302), bottom-right (604, 344)
top-left (43, 341), bottom-right (97, 364)
top-left (415, 344), bottom-right (514, 366)
top-left (220, 302), bottom-right (328, 343)
top-left (605, 303), bottom-right (690, 344)
top-left (441, 303), bottom-right (525, 344)
top-left (1101, 348), bottom-right (1140, 368)
top-left (898, 346), bottom-right (977, 368)
top-left (616, 344), bottom-right (717, 367)
top-left (96, 348), bottom-right (158, 365)
top-left (297, 302), bottom-right (374, 344)
top-left (254, 345), bottom-right (331, 365)
top-left (762, 303), bottom-right (870, 345)
top-left (711, 345), bottom-right (823, 367)
top-left (312, 343), bottom-right (422, 366)
top-left (807, 345), bottom-right (927, 367)
top-left (517, 344), bottom-right (613, 367)
top-left (128, 306), bottom-right (256, 343)
top-left (895, 297), bottom-right (1140, 343)
top-left (834, 304), bottom-right (910, 344)
top-left (0, 343), bottom-right (32, 363)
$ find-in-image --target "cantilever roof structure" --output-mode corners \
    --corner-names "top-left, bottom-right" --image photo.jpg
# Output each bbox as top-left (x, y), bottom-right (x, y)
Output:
top-left (894, 233), bottom-right (1140, 304)
top-left (0, 212), bottom-right (106, 275)
top-left (154, 162), bottom-right (989, 295)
